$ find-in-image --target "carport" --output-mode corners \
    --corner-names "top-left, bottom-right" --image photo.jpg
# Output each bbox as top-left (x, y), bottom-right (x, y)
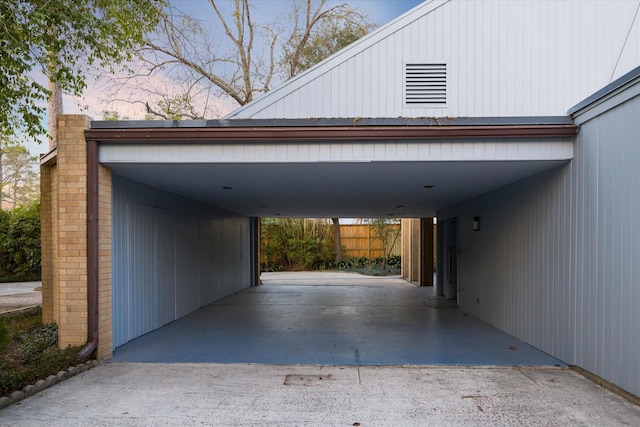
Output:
top-left (36, 0), bottom-right (640, 399)
top-left (71, 116), bottom-right (576, 360)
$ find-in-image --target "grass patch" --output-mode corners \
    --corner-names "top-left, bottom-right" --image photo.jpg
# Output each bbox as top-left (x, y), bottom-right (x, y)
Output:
top-left (0, 307), bottom-right (84, 396)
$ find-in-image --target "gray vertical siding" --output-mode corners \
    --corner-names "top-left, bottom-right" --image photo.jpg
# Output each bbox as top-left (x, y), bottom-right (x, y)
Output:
top-left (572, 96), bottom-right (640, 395)
top-left (175, 218), bottom-right (198, 319)
top-left (437, 81), bottom-right (640, 396)
top-left (112, 175), bottom-right (251, 348)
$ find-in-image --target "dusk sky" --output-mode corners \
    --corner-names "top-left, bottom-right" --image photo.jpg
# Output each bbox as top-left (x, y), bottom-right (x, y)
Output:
top-left (175, 1), bottom-right (425, 27)
top-left (30, 1), bottom-right (426, 154)
top-left (331, 0), bottom-right (424, 23)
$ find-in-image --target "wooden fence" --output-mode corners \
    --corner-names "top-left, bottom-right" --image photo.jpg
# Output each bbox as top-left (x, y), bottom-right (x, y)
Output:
top-left (260, 223), bottom-right (401, 264)
top-left (340, 224), bottom-right (401, 259)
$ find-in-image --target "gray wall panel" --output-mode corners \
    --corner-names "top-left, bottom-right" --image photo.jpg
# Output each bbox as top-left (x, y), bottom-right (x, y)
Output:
top-left (175, 218), bottom-right (199, 319)
top-left (112, 176), bottom-right (251, 348)
top-left (201, 218), bottom-right (222, 304)
top-left (438, 83), bottom-right (640, 396)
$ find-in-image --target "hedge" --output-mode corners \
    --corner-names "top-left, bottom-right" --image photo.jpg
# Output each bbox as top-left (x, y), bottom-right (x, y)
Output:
top-left (0, 201), bottom-right (41, 282)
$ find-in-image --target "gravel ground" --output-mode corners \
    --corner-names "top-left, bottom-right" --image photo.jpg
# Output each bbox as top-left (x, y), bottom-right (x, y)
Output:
top-left (0, 292), bottom-right (42, 313)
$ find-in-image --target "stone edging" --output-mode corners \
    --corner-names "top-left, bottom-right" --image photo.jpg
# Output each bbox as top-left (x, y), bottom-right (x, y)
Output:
top-left (0, 360), bottom-right (100, 410)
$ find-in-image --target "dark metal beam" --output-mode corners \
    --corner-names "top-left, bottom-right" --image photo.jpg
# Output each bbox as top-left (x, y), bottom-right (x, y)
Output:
top-left (85, 124), bottom-right (578, 144)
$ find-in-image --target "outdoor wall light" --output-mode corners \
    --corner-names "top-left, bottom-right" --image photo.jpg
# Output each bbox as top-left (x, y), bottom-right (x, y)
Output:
top-left (473, 216), bottom-right (480, 231)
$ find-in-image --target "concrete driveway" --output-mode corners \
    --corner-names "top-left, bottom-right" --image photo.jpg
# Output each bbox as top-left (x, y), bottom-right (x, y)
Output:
top-left (0, 281), bottom-right (41, 296)
top-left (1, 274), bottom-right (638, 424)
top-left (1, 363), bottom-right (639, 426)
top-left (261, 271), bottom-right (416, 287)
top-left (0, 281), bottom-right (41, 313)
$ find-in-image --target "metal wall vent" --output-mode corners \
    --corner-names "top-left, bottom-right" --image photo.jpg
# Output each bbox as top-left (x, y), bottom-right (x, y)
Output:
top-left (405, 63), bottom-right (447, 105)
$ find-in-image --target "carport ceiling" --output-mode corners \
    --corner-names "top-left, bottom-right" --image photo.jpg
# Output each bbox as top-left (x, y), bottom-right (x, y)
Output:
top-left (106, 160), bottom-right (566, 218)
top-left (92, 118), bottom-right (576, 218)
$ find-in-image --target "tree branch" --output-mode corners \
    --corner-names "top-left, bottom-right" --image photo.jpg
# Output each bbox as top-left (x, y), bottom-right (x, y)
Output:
top-left (144, 39), bottom-right (245, 105)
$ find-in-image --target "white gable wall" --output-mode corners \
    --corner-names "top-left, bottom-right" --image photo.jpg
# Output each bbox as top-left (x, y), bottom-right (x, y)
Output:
top-left (229, 0), bottom-right (640, 119)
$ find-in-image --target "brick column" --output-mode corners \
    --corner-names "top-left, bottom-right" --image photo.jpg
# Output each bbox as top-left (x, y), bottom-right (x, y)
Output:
top-left (53, 115), bottom-right (91, 348)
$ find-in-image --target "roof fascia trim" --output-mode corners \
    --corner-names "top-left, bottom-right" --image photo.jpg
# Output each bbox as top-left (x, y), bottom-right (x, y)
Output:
top-left (86, 124), bottom-right (577, 144)
top-left (569, 65), bottom-right (640, 123)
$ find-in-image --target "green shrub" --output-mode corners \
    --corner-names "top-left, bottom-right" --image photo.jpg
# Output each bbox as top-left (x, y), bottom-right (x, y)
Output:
top-left (260, 261), bottom-right (283, 272)
top-left (0, 309), bottom-right (84, 397)
top-left (387, 255), bottom-right (402, 269)
top-left (17, 323), bottom-right (58, 364)
top-left (0, 345), bottom-right (82, 396)
top-left (318, 255), bottom-right (402, 276)
top-left (0, 364), bottom-right (26, 395)
top-left (0, 321), bottom-right (10, 349)
top-left (26, 345), bottom-right (81, 377)
top-left (261, 218), bottom-right (335, 271)
top-left (0, 201), bottom-right (41, 282)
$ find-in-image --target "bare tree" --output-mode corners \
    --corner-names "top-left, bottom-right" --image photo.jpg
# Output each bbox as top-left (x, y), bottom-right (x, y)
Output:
top-left (141, 0), bottom-right (278, 107)
top-left (103, 0), bottom-right (374, 119)
top-left (282, 0), bottom-right (375, 79)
